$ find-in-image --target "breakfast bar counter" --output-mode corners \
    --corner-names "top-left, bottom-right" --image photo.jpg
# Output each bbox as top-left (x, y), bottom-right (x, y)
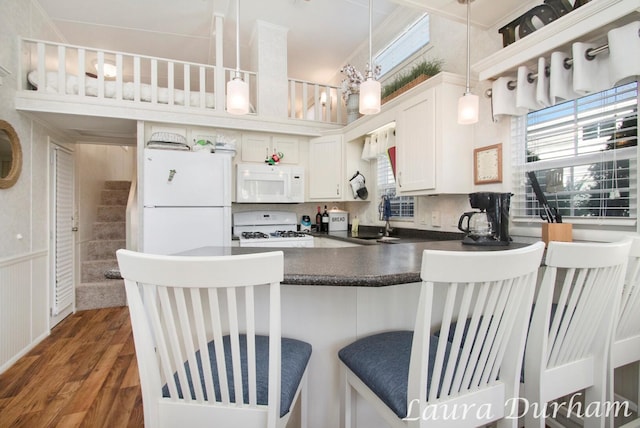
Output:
top-left (146, 241), bottom-right (535, 428)
top-left (180, 240), bottom-right (530, 286)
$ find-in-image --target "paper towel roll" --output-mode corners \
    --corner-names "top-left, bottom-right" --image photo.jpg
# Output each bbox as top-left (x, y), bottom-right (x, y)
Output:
top-left (492, 76), bottom-right (528, 118)
top-left (516, 65), bottom-right (542, 110)
top-left (536, 57), bottom-right (551, 108)
top-left (572, 41), bottom-right (610, 94)
top-left (550, 51), bottom-right (580, 104)
top-left (608, 21), bottom-right (640, 86)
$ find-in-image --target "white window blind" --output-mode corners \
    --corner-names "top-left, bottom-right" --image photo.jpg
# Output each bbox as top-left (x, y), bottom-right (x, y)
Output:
top-left (377, 154), bottom-right (414, 219)
top-left (375, 14), bottom-right (430, 78)
top-left (511, 81), bottom-right (638, 223)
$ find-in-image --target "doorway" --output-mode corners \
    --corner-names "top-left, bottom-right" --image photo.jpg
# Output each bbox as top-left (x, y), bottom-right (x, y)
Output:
top-left (50, 142), bottom-right (75, 327)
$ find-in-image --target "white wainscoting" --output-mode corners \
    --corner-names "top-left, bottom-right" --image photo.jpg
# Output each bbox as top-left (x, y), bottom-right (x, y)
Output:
top-left (0, 250), bottom-right (49, 373)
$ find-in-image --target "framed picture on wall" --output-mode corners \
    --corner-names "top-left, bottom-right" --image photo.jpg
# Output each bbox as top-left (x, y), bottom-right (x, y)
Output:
top-left (473, 143), bottom-right (502, 184)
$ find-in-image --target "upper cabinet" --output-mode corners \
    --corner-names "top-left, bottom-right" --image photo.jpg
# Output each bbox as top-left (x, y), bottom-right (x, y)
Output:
top-left (307, 134), bottom-right (371, 202)
top-left (395, 73), bottom-right (473, 195)
top-left (308, 135), bottom-right (344, 200)
top-left (395, 89), bottom-right (436, 192)
top-left (240, 133), bottom-right (299, 164)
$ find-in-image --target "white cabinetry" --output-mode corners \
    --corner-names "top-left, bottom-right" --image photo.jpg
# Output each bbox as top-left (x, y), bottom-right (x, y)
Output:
top-left (308, 135), bottom-right (343, 200)
top-left (241, 133), bottom-right (299, 164)
top-left (395, 74), bottom-right (473, 195)
top-left (308, 135), bottom-right (371, 202)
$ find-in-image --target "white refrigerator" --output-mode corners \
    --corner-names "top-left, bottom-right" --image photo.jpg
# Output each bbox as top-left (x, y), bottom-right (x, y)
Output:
top-left (142, 149), bottom-right (232, 255)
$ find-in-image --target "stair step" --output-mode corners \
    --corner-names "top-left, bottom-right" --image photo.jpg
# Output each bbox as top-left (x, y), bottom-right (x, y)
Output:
top-left (76, 280), bottom-right (126, 310)
top-left (93, 221), bottom-right (125, 240)
top-left (82, 260), bottom-right (121, 282)
top-left (100, 189), bottom-right (129, 206)
top-left (77, 180), bottom-right (131, 310)
top-left (104, 180), bottom-right (131, 190)
top-left (96, 205), bottom-right (126, 222)
top-left (86, 239), bottom-right (125, 261)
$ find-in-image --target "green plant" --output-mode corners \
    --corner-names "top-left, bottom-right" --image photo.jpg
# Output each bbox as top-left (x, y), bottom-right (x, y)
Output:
top-left (381, 58), bottom-right (443, 99)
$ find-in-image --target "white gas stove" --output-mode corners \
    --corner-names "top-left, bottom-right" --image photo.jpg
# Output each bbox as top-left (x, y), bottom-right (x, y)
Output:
top-left (233, 211), bottom-right (314, 248)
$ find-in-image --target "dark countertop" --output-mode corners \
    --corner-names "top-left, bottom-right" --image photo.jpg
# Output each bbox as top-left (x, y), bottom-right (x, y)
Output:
top-left (179, 240), bottom-right (530, 287)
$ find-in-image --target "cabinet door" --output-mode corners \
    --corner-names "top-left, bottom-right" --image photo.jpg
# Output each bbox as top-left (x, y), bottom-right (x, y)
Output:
top-left (272, 135), bottom-right (299, 164)
top-left (241, 134), bottom-right (299, 164)
top-left (241, 133), bottom-right (271, 163)
top-left (396, 90), bottom-right (436, 192)
top-left (308, 136), bottom-right (343, 200)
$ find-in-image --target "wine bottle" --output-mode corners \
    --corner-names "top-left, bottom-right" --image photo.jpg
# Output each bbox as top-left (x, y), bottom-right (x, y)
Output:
top-left (322, 205), bottom-right (330, 233)
top-left (315, 206), bottom-right (322, 232)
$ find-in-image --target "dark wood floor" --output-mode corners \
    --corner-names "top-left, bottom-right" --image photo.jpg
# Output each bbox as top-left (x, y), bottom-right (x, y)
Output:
top-left (0, 306), bottom-right (144, 428)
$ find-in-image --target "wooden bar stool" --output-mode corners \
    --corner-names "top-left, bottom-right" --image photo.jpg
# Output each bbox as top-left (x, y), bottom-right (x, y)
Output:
top-left (522, 239), bottom-right (631, 428)
top-left (117, 249), bottom-right (311, 428)
top-left (339, 242), bottom-right (545, 428)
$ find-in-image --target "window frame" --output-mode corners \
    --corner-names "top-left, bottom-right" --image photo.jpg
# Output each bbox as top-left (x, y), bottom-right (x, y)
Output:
top-left (510, 81), bottom-right (638, 228)
top-left (374, 13), bottom-right (430, 79)
top-left (376, 153), bottom-right (414, 221)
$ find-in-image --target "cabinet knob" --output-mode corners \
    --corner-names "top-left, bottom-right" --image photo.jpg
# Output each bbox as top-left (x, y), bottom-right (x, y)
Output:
top-left (336, 184), bottom-right (339, 195)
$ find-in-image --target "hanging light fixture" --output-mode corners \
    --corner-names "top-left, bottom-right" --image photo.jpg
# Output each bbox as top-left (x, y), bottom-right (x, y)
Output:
top-left (457, 0), bottom-right (479, 125)
top-left (359, 0), bottom-right (381, 115)
top-left (226, 0), bottom-right (249, 115)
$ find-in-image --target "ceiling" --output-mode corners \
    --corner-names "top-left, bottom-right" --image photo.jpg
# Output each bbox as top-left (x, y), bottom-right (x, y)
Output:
top-left (35, 0), bottom-right (527, 86)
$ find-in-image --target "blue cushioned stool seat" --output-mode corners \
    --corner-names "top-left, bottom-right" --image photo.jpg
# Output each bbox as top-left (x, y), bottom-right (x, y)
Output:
top-left (338, 330), bottom-right (450, 419)
top-left (163, 334), bottom-right (311, 417)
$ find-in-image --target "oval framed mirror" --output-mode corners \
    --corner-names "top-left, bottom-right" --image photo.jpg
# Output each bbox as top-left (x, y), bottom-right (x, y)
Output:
top-left (0, 120), bottom-right (22, 189)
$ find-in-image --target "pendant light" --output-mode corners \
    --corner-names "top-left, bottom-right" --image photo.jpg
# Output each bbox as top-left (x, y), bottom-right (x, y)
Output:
top-left (226, 0), bottom-right (249, 115)
top-left (457, 0), bottom-right (479, 125)
top-left (359, 0), bottom-right (381, 115)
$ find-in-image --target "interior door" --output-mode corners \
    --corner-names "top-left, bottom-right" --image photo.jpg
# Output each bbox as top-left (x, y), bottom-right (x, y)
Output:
top-left (50, 143), bottom-right (75, 327)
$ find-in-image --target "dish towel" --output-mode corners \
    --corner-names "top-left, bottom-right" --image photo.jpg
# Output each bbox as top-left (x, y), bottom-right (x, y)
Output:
top-left (516, 65), bottom-right (541, 111)
top-left (549, 51), bottom-right (579, 104)
top-left (536, 57), bottom-right (552, 108)
top-left (361, 136), bottom-right (372, 160)
top-left (369, 133), bottom-right (379, 160)
top-left (608, 21), bottom-right (640, 86)
top-left (383, 196), bottom-right (391, 221)
top-left (492, 76), bottom-right (528, 118)
top-left (572, 41), bottom-right (610, 94)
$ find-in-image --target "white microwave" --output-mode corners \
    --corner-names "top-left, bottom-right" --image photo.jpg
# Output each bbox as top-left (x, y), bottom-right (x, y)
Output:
top-left (236, 164), bottom-right (305, 203)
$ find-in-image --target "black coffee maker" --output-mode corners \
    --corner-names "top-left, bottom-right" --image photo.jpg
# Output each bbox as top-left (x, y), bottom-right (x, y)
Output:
top-left (458, 192), bottom-right (511, 246)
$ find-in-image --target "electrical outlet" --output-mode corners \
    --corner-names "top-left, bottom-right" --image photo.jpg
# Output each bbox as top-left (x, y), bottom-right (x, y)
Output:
top-left (431, 211), bottom-right (441, 227)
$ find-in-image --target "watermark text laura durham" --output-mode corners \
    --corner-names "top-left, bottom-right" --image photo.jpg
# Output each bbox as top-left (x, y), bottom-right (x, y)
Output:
top-left (403, 393), bottom-right (631, 422)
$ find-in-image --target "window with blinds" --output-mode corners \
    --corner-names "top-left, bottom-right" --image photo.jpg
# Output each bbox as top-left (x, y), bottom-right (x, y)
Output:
top-left (511, 81), bottom-right (638, 223)
top-left (377, 154), bottom-right (414, 218)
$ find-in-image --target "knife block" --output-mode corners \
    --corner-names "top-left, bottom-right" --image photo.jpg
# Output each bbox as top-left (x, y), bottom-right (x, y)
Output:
top-left (542, 223), bottom-right (573, 247)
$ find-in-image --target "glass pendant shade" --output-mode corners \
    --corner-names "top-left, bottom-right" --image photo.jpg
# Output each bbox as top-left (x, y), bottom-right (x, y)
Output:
top-left (457, 92), bottom-right (479, 124)
top-left (359, 78), bottom-right (381, 115)
top-left (226, 76), bottom-right (249, 115)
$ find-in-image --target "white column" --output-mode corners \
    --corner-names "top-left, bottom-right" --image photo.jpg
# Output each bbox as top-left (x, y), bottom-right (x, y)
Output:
top-left (251, 20), bottom-right (289, 118)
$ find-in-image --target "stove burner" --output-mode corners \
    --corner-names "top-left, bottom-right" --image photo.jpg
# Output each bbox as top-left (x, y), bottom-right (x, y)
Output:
top-left (241, 231), bottom-right (269, 239)
top-left (272, 230), bottom-right (309, 238)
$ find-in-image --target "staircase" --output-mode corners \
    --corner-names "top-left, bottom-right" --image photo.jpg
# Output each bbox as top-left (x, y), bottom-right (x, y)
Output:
top-left (76, 180), bottom-right (129, 310)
